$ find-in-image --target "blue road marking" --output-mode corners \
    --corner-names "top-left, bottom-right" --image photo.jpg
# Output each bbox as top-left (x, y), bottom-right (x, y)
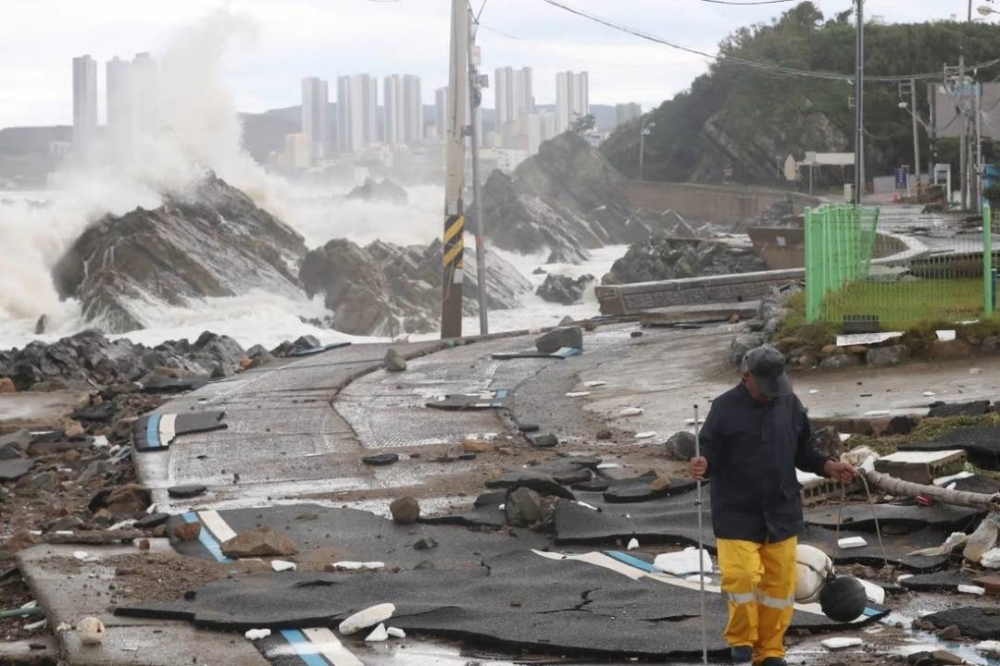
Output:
top-left (605, 550), bottom-right (659, 573)
top-left (182, 512), bottom-right (231, 563)
top-left (145, 414), bottom-right (162, 449)
top-left (280, 629), bottom-right (331, 666)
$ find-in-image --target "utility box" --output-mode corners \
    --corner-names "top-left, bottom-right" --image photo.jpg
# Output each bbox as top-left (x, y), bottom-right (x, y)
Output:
top-left (874, 450), bottom-right (967, 485)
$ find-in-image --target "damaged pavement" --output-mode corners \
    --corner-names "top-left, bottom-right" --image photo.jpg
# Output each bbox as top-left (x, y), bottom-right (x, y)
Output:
top-left (4, 324), bottom-right (1000, 665)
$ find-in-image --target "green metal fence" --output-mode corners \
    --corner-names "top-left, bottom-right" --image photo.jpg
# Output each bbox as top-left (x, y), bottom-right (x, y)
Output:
top-left (805, 203), bottom-right (995, 328)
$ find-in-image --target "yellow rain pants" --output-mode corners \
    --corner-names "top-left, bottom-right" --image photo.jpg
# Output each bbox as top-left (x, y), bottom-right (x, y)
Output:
top-left (716, 536), bottom-right (797, 662)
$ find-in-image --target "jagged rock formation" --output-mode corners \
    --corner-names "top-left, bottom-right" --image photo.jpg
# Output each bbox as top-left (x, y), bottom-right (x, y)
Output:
top-left (52, 173), bottom-right (307, 334)
top-left (346, 177), bottom-right (408, 204)
top-left (301, 239), bottom-right (532, 336)
top-left (474, 133), bottom-right (673, 264)
top-left (603, 237), bottom-right (767, 285)
top-left (0, 330), bottom-right (245, 391)
top-left (536, 274), bottom-right (595, 305)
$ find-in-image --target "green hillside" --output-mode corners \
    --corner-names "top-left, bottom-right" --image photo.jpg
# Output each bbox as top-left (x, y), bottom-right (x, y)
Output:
top-left (601, 3), bottom-right (999, 187)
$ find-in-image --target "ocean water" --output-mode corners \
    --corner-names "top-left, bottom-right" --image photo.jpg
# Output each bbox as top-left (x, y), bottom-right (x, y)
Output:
top-left (0, 187), bottom-right (626, 352)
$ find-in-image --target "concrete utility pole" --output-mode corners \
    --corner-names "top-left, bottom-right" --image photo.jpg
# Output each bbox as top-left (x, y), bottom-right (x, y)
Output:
top-left (853, 0), bottom-right (865, 205)
top-left (911, 80), bottom-right (921, 191)
top-left (468, 15), bottom-right (489, 335)
top-left (441, 0), bottom-right (470, 339)
top-left (974, 79), bottom-right (983, 212)
top-left (639, 119), bottom-right (655, 181)
top-left (960, 55), bottom-right (968, 210)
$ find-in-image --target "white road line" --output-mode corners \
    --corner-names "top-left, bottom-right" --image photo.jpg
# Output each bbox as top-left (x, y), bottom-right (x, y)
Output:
top-left (302, 627), bottom-right (365, 666)
top-left (197, 510), bottom-right (237, 544)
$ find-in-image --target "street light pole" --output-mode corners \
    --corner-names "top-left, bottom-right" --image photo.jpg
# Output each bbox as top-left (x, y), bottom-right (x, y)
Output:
top-left (639, 119), bottom-right (654, 182)
top-left (853, 0), bottom-right (865, 205)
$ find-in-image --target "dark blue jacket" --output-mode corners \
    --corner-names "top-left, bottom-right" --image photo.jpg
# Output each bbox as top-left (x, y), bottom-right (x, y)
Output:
top-left (699, 382), bottom-right (830, 544)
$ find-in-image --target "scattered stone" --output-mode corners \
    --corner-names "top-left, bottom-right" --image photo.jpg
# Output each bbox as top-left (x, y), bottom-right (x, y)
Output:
top-left (245, 629), bottom-right (272, 641)
top-left (498, 447), bottom-right (514, 456)
top-left (76, 617), bottom-right (105, 646)
top-left (413, 537), bottom-right (438, 551)
top-left (928, 400), bottom-right (991, 418)
top-left (0, 429), bottom-right (30, 460)
top-left (505, 487), bottom-right (544, 527)
top-left (101, 485), bottom-right (151, 517)
top-left (0, 458), bottom-right (35, 482)
top-left (338, 603), bottom-right (396, 636)
top-left (518, 423), bottom-right (540, 433)
top-left (135, 513), bottom-right (169, 530)
top-left (390, 497), bottom-right (421, 525)
top-left (883, 415), bottom-right (919, 436)
top-left (387, 627), bottom-right (406, 639)
top-left (221, 528), bottom-right (298, 558)
top-left (173, 522), bottom-right (202, 542)
top-left (730, 333), bottom-right (764, 366)
top-left (462, 438), bottom-right (490, 453)
top-left (536, 274), bottom-right (595, 305)
top-left (937, 626), bottom-right (963, 641)
top-left (821, 637), bottom-right (863, 650)
top-left (665, 431), bottom-right (697, 461)
top-left (384, 348), bottom-right (408, 372)
top-left (596, 429), bottom-right (613, 440)
top-left (820, 354), bottom-right (856, 370)
top-left (365, 623), bottom-right (389, 643)
top-left (167, 484), bottom-right (207, 499)
top-left (535, 327), bottom-right (583, 354)
top-left (630, 331), bottom-right (643, 338)
top-left (529, 433), bottom-right (559, 449)
top-left (484, 470), bottom-right (575, 499)
top-left (627, 538), bottom-right (640, 551)
top-left (907, 649), bottom-right (964, 665)
top-left (30, 472), bottom-right (57, 493)
top-left (47, 516), bottom-right (85, 532)
top-left (728, 314), bottom-right (740, 324)
top-left (866, 344), bottom-right (911, 368)
top-left (362, 453), bottom-right (400, 467)
top-left (0, 377), bottom-right (14, 394)
top-left (138, 539), bottom-right (150, 551)
top-left (811, 426), bottom-right (846, 459)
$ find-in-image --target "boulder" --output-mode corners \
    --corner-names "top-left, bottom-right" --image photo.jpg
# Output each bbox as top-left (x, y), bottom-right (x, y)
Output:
top-left (52, 173), bottom-right (307, 334)
top-left (100, 484), bottom-right (150, 517)
top-left (384, 348), bottom-right (407, 372)
top-left (535, 327), bottom-right (583, 354)
top-left (665, 431), bottom-right (698, 461)
top-left (528, 433), bottom-right (559, 449)
top-left (820, 354), bottom-right (857, 370)
top-left (536, 274), bottom-right (595, 305)
top-left (883, 415), bottom-right (919, 436)
top-left (346, 177), bottom-right (408, 204)
top-left (605, 237), bottom-right (767, 285)
top-left (0, 429), bottom-right (31, 461)
top-left (865, 344), bottom-right (911, 368)
top-left (390, 497), bottom-right (420, 525)
top-left (221, 528), bottom-right (298, 558)
top-left (173, 521), bottom-right (202, 542)
top-left (505, 487), bottom-right (544, 527)
top-left (730, 333), bottom-right (764, 366)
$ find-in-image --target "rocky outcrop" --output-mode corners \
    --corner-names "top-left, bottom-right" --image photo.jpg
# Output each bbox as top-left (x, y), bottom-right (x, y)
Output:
top-left (0, 329), bottom-right (245, 391)
top-left (300, 238), bottom-right (532, 336)
top-left (52, 173), bottom-right (307, 334)
top-left (346, 177), bottom-right (408, 205)
top-left (536, 274), bottom-right (595, 305)
top-left (473, 133), bottom-right (675, 264)
top-left (603, 236), bottom-right (767, 285)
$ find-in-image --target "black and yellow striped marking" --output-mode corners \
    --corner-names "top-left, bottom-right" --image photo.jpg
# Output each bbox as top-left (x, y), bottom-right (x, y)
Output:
top-left (443, 214), bottom-right (465, 268)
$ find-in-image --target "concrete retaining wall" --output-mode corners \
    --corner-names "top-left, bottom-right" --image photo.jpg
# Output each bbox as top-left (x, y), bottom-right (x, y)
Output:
top-left (597, 269), bottom-right (805, 316)
top-left (625, 182), bottom-right (822, 223)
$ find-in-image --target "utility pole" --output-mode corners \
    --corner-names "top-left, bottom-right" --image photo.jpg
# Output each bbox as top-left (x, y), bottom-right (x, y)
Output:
top-left (468, 14), bottom-right (489, 335)
top-left (911, 79), bottom-right (921, 192)
top-left (638, 119), bottom-right (655, 181)
top-left (441, 0), bottom-right (470, 339)
top-left (853, 0), bottom-right (864, 205)
top-left (960, 55), bottom-right (968, 211)
top-left (974, 79), bottom-right (982, 211)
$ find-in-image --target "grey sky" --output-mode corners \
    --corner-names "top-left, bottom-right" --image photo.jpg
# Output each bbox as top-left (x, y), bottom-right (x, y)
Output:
top-left (0, 0), bottom-right (978, 128)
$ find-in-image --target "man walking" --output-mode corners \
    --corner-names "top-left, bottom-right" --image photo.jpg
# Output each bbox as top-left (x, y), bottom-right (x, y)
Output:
top-left (688, 345), bottom-right (856, 665)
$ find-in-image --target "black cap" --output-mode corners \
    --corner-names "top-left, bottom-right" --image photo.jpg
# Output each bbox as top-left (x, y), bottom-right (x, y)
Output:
top-left (743, 344), bottom-right (792, 398)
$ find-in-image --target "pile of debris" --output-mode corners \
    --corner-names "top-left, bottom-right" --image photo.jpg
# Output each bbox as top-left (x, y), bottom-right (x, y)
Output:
top-left (603, 236), bottom-right (767, 286)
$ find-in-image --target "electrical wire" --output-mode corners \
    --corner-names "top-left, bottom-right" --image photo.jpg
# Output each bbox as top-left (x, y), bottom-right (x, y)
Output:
top-left (699, 0), bottom-right (797, 4)
top-left (540, 0), bottom-right (1000, 84)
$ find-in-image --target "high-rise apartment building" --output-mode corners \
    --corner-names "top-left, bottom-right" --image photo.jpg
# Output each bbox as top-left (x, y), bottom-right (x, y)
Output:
top-left (131, 53), bottom-right (159, 136)
top-left (495, 67), bottom-right (534, 127)
top-left (555, 71), bottom-right (589, 134)
top-left (72, 56), bottom-right (98, 162)
top-left (106, 56), bottom-right (133, 152)
top-left (384, 74), bottom-right (423, 145)
top-left (337, 74), bottom-right (378, 153)
top-left (434, 87), bottom-right (449, 141)
top-left (301, 77), bottom-right (328, 164)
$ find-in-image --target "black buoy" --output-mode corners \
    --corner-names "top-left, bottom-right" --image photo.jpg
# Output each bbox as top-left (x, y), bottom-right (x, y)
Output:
top-left (819, 576), bottom-right (868, 623)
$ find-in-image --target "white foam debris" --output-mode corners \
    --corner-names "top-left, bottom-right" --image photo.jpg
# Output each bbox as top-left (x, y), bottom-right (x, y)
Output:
top-left (365, 623), bottom-right (389, 642)
top-left (685, 575), bottom-right (712, 585)
top-left (653, 548), bottom-right (713, 576)
top-left (584, 381), bottom-right (607, 388)
top-left (933, 471), bottom-right (974, 486)
top-left (566, 391), bottom-right (591, 398)
top-left (821, 637), bottom-right (863, 650)
top-left (73, 551), bottom-right (89, 560)
top-left (634, 432), bottom-right (657, 440)
top-left (838, 536), bottom-right (868, 549)
top-left (23, 619), bottom-right (47, 631)
top-left (245, 629), bottom-right (271, 640)
top-left (92, 435), bottom-right (109, 447)
top-left (922, 391), bottom-right (936, 397)
top-left (387, 627), bottom-right (406, 639)
top-left (339, 603), bottom-right (396, 635)
top-left (619, 407), bottom-right (644, 417)
top-left (271, 560), bottom-right (296, 572)
top-left (858, 579), bottom-right (885, 605)
top-left (576, 501), bottom-right (599, 511)
top-left (330, 561), bottom-right (385, 571)
top-left (627, 538), bottom-right (640, 551)
top-left (958, 585), bottom-right (986, 595)
top-left (982, 548), bottom-right (1000, 569)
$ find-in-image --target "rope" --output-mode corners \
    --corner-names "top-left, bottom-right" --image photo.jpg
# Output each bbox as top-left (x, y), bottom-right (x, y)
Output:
top-left (834, 475), bottom-right (890, 570)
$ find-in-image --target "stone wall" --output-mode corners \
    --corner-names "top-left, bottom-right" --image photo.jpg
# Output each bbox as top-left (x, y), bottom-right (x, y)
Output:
top-left (624, 182), bottom-right (822, 224)
top-left (596, 269), bottom-right (805, 316)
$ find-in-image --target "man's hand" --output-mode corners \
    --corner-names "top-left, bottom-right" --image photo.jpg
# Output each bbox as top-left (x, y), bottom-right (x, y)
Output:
top-left (689, 456), bottom-right (708, 480)
top-left (824, 459), bottom-right (857, 483)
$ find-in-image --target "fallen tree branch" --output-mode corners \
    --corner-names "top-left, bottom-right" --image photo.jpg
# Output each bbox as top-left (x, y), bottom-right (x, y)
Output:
top-left (864, 469), bottom-right (1000, 513)
top-left (42, 529), bottom-right (145, 545)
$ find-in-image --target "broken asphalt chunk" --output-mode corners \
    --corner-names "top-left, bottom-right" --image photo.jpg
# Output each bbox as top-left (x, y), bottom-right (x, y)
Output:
top-left (485, 470), bottom-right (575, 500)
top-left (167, 484), bottom-right (207, 499)
top-left (362, 453), bottom-right (400, 467)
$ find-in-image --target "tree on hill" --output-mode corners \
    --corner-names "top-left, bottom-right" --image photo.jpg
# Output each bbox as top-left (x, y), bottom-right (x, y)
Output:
top-left (601, 2), bottom-right (1000, 187)
top-left (570, 114), bottom-right (597, 134)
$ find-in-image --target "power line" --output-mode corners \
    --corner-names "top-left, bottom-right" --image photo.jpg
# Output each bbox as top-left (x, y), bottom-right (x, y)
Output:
top-left (699, 0), bottom-right (796, 4)
top-left (540, 0), bottom-right (1000, 84)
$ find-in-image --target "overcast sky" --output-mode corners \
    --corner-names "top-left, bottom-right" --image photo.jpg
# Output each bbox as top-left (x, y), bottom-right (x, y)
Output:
top-left (0, 0), bottom-right (978, 128)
